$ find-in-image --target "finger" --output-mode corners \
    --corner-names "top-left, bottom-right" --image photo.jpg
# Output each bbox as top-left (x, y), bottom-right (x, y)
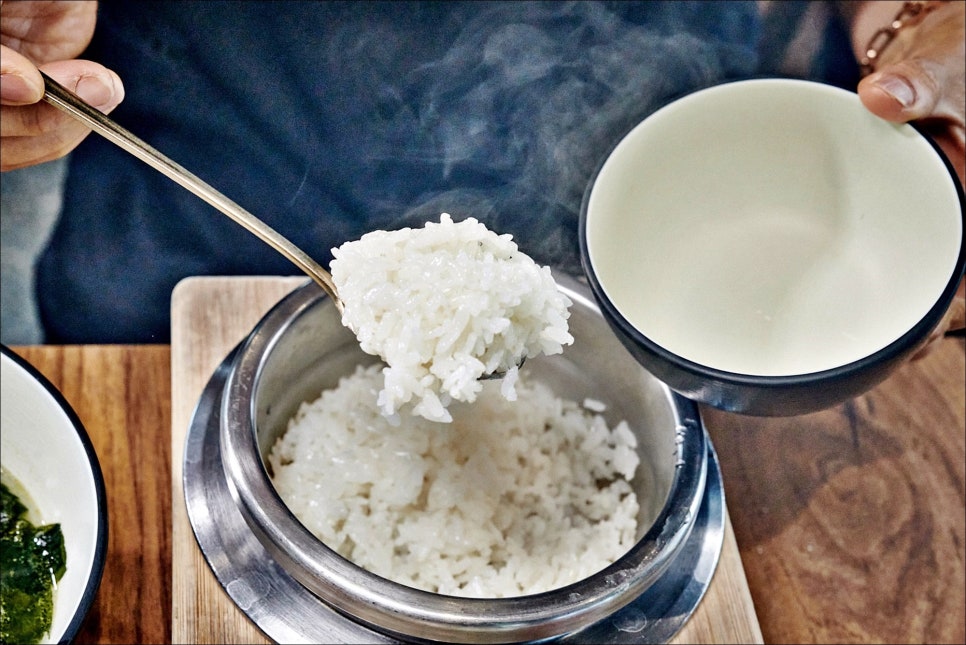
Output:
top-left (0, 44), bottom-right (44, 105)
top-left (40, 59), bottom-right (125, 112)
top-left (856, 2), bottom-right (965, 127)
top-left (0, 0), bottom-right (98, 64)
top-left (0, 60), bottom-right (123, 137)
top-left (0, 128), bottom-right (93, 171)
top-left (918, 120), bottom-right (966, 187)
top-left (857, 61), bottom-right (941, 124)
top-left (949, 279), bottom-right (966, 332)
top-left (0, 59), bottom-right (124, 171)
top-left (910, 279), bottom-right (966, 361)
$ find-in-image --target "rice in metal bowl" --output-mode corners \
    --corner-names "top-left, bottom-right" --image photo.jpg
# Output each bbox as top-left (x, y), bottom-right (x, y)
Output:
top-left (330, 213), bottom-right (574, 422)
top-left (219, 273), bottom-right (709, 643)
top-left (268, 364), bottom-right (640, 598)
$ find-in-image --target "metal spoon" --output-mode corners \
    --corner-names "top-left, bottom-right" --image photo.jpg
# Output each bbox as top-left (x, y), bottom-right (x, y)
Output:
top-left (40, 72), bottom-right (344, 314)
top-left (41, 73), bottom-right (520, 379)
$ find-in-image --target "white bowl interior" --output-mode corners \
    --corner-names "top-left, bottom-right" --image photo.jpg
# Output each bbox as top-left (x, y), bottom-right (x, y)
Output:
top-left (0, 352), bottom-right (102, 644)
top-left (586, 79), bottom-right (963, 376)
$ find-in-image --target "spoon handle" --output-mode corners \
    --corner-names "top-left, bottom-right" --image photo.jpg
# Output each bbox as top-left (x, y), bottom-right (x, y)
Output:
top-left (40, 72), bottom-right (342, 312)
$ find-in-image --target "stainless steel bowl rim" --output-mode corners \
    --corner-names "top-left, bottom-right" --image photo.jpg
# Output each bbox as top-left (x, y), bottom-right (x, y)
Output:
top-left (219, 274), bottom-right (707, 644)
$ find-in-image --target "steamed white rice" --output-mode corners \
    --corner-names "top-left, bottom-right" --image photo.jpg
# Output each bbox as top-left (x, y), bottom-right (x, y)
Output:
top-left (268, 364), bottom-right (640, 598)
top-left (330, 213), bottom-right (574, 423)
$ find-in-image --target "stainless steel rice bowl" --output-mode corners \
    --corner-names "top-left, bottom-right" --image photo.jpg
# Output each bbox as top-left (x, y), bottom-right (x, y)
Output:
top-left (219, 272), bottom-right (708, 644)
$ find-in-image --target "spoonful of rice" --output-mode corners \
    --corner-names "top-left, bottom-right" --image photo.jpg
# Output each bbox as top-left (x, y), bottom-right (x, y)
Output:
top-left (330, 213), bottom-right (573, 422)
top-left (42, 75), bottom-right (573, 423)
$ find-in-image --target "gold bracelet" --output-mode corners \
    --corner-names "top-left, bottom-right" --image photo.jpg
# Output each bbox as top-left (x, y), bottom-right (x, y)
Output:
top-left (859, 1), bottom-right (947, 76)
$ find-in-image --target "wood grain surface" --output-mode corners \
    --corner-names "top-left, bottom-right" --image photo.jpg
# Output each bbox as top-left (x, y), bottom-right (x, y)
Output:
top-left (703, 334), bottom-right (966, 644)
top-left (11, 345), bottom-right (173, 644)
top-left (9, 275), bottom-right (963, 644)
top-left (170, 277), bottom-right (300, 645)
top-left (168, 277), bottom-right (761, 644)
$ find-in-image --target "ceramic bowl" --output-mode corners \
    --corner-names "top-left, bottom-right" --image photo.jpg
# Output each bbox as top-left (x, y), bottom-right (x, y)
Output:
top-left (580, 78), bottom-right (965, 416)
top-left (0, 345), bottom-right (108, 643)
top-left (218, 273), bottom-right (708, 643)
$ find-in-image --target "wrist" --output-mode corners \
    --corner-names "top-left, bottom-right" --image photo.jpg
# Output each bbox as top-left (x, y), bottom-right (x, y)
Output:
top-left (851, 1), bottom-right (948, 75)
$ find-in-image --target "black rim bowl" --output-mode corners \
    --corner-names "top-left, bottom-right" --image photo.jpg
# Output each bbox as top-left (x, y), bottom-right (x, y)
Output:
top-left (578, 81), bottom-right (966, 417)
top-left (0, 345), bottom-right (109, 642)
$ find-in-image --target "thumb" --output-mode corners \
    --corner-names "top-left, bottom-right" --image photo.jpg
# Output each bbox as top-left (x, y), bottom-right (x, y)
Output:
top-left (0, 44), bottom-right (44, 105)
top-left (857, 60), bottom-right (940, 124)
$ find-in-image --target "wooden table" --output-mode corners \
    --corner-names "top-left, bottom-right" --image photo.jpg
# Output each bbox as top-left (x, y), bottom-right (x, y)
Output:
top-left (10, 297), bottom-right (964, 643)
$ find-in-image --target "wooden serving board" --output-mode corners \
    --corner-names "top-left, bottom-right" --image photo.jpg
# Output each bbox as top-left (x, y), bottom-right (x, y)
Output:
top-left (170, 276), bottom-right (763, 644)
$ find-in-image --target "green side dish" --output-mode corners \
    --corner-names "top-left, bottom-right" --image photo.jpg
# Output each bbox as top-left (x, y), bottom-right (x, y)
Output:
top-left (0, 481), bottom-right (67, 645)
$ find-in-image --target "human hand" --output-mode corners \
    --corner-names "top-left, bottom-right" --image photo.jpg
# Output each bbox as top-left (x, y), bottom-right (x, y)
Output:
top-left (1, 0), bottom-right (124, 172)
top-left (850, 1), bottom-right (965, 356)
top-left (853, 1), bottom-right (965, 186)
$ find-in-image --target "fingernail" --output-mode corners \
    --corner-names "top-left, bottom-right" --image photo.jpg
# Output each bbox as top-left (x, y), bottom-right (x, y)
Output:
top-left (0, 72), bottom-right (42, 104)
top-left (873, 74), bottom-right (916, 108)
top-left (75, 73), bottom-right (120, 110)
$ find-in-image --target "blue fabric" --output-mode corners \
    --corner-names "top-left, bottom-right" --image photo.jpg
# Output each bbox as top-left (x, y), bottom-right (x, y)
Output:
top-left (758, 0), bottom-right (858, 88)
top-left (38, 0), bottom-right (762, 343)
